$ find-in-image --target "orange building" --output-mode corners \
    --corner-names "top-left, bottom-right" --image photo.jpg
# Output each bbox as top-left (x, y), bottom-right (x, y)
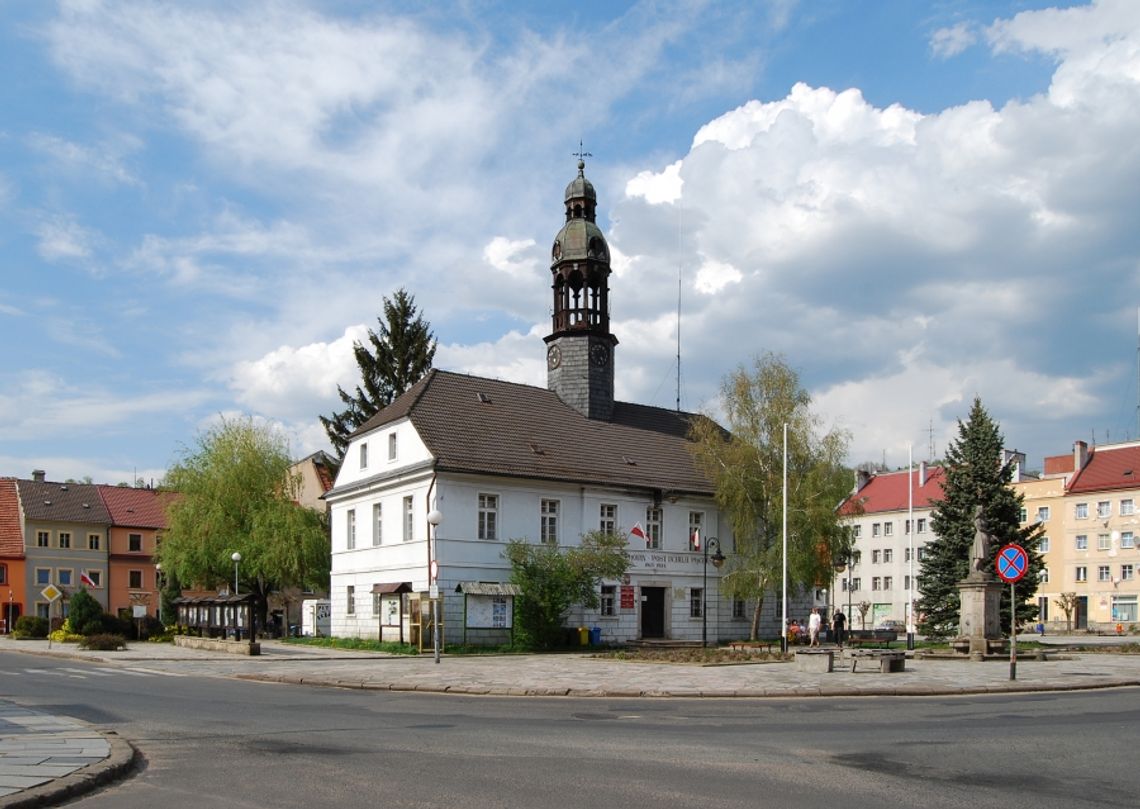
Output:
top-left (0, 477), bottom-right (26, 632)
top-left (97, 485), bottom-right (170, 621)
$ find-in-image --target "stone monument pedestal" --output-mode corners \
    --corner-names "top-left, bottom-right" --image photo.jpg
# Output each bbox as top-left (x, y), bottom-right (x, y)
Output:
top-left (952, 573), bottom-right (1006, 657)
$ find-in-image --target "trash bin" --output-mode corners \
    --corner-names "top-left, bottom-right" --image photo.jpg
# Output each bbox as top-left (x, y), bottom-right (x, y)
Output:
top-left (578, 627), bottom-right (590, 646)
top-left (589, 627), bottom-right (602, 645)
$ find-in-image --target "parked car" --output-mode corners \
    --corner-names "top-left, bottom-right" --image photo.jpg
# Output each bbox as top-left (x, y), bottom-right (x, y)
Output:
top-left (876, 620), bottom-right (905, 632)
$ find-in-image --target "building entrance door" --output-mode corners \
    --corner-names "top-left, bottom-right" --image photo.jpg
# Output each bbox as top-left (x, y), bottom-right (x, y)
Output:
top-left (641, 586), bottom-right (665, 638)
top-left (1076, 596), bottom-right (1088, 630)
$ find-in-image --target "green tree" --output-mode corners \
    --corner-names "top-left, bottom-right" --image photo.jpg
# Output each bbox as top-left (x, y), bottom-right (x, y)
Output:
top-left (67, 588), bottom-right (104, 635)
top-left (689, 353), bottom-right (855, 641)
top-left (159, 417), bottom-right (330, 630)
top-left (917, 397), bottom-right (1044, 637)
top-left (505, 531), bottom-right (629, 650)
top-left (320, 288), bottom-right (437, 460)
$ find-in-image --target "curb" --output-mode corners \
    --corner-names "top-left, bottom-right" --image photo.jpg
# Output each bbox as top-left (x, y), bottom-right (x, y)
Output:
top-left (234, 671), bottom-right (1140, 699)
top-left (0, 733), bottom-right (139, 809)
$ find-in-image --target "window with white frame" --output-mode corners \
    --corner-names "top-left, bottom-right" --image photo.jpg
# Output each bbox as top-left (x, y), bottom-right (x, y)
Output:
top-left (1122, 499), bottom-right (1135, 516)
top-left (1122, 564), bottom-right (1134, 581)
top-left (733, 599), bottom-right (746, 619)
top-left (1122, 532), bottom-right (1135, 549)
top-left (88, 533), bottom-right (101, 550)
top-left (360, 442), bottom-right (368, 469)
top-left (883, 522), bottom-right (893, 537)
top-left (1112, 594), bottom-right (1138, 622)
top-left (905, 519), bottom-right (911, 534)
top-left (36, 531), bottom-right (48, 548)
top-left (916, 547), bottom-right (926, 562)
top-left (1040, 536), bottom-right (1051, 553)
top-left (688, 511), bottom-right (704, 551)
top-left (128, 533), bottom-right (142, 552)
top-left (346, 509), bottom-right (356, 550)
top-left (1075, 502), bottom-right (1088, 519)
top-left (1040, 567), bottom-right (1049, 583)
top-left (599, 503), bottom-right (617, 535)
top-left (1076, 535), bottom-right (1088, 550)
top-left (1019, 507), bottom-right (1028, 523)
top-left (917, 518), bottom-right (927, 533)
top-left (58, 569), bottom-right (73, 587)
top-left (541, 499), bottom-right (559, 545)
top-left (1098, 565), bottom-right (1112, 582)
top-left (852, 524), bottom-right (862, 538)
top-left (645, 506), bottom-right (662, 550)
top-left (388, 432), bottom-right (397, 461)
top-left (1075, 566), bottom-right (1088, 582)
top-left (372, 591), bottom-right (382, 616)
top-left (852, 550), bottom-right (862, 565)
top-left (883, 576), bottom-right (893, 590)
top-left (1098, 500), bottom-right (1111, 519)
top-left (1098, 533), bottom-right (1112, 551)
top-left (600, 585), bottom-right (616, 616)
top-left (403, 497), bottom-right (414, 541)
top-left (872, 550), bottom-right (881, 564)
top-left (872, 523), bottom-right (881, 537)
top-left (478, 494), bottom-right (498, 541)
top-left (1036, 506), bottom-right (1050, 522)
top-left (850, 577), bottom-right (861, 591)
top-left (871, 577), bottom-right (882, 591)
top-left (905, 547), bottom-right (912, 562)
top-left (84, 570), bottom-right (102, 588)
top-left (690, 587), bottom-right (703, 618)
top-left (883, 548), bottom-right (893, 563)
top-left (346, 585), bottom-right (355, 614)
top-left (372, 503), bottom-right (383, 546)
top-left (58, 532), bottom-right (71, 549)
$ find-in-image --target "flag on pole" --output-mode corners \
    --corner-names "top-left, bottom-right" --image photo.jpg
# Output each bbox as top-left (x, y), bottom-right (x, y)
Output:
top-left (690, 528), bottom-right (701, 551)
top-left (79, 571), bottom-right (96, 588)
top-left (629, 522), bottom-right (648, 545)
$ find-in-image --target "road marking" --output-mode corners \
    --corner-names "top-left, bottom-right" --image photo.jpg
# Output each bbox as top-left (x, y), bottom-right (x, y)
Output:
top-left (61, 667), bottom-right (112, 676)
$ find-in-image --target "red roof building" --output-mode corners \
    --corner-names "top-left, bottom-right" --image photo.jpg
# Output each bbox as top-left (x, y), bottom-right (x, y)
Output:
top-left (97, 486), bottom-right (171, 621)
top-left (0, 478), bottom-right (26, 632)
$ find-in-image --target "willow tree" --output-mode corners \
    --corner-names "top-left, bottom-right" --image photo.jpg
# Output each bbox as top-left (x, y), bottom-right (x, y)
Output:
top-left (690, 353), bottom-right (854, 640)
top-left (160, 417), bottom-right (330, 629)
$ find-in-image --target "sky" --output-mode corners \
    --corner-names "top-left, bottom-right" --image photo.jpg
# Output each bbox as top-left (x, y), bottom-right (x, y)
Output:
top-left (2, 0), bottom-right (1140, 485)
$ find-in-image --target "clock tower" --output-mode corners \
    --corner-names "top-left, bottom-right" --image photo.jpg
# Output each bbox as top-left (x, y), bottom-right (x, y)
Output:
top-left (545, 157), bottom-right (617, 420)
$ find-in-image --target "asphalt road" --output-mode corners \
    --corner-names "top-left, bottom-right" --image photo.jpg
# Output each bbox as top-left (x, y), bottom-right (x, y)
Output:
top-left (3, 651), bottom-right (1138, 809)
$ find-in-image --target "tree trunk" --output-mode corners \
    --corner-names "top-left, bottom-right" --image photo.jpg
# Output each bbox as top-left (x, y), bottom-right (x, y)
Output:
top-left (750, 598), bottom-right (764, 641)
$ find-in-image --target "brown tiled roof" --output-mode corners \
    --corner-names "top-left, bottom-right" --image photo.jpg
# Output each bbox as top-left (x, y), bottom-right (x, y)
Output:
top-left (352, 370), bottom-right (716, 495)
top-left (0, 478), bottom-right (24, 557)
top-left (16, 479), bottom-right (112, 525)
top-left (96, 485), bottom-right (171, 529)
top-left (838, 466), bottom-right (946, 515)
top-left (1068, 443), bottom-right (1140, 494)
top-left (1043, 453), bottom-right (1074, 476)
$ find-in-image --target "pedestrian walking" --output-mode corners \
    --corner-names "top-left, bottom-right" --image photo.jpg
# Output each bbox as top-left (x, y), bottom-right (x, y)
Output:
top-left (808, 607), bottom-right (822, 647)
top-left (832, 609), bottom-right (846, 648)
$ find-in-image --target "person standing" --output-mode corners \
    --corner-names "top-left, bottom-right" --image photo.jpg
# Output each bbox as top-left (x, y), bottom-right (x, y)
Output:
top-left (832, 609), bottom-right (847, 649)
top-left (808, 607), bottom-right (822, 647)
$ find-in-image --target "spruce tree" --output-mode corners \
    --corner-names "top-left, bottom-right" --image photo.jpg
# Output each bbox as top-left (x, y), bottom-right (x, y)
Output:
top-left (320, 289), bottom-right (437, 460)
top-left (917, 398), bottom-right (1043, 637)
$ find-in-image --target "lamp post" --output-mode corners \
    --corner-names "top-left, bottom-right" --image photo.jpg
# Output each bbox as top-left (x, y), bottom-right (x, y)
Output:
top-left (832, 556), bottom-right (848, 645)
top-left (6, 589), bottom-right (12, 636)
top-left (702, 537), bottom-right (725, 647)
top-left (427, 509), bottom-right (443, 664)
top-left (847, 554), bottom-right (856, 627)
top-left (231, 552), bottom-right (241, 596)
top-left (154, 562), bottom-right (162, 624)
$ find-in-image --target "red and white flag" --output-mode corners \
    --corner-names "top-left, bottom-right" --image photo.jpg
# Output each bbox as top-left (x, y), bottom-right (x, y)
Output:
top-left (79, 571), bottom-right (96, 588)
top-left (629, 522), bottom-right (648, 545)
top-left (690, 528), bottom-right (701, 551)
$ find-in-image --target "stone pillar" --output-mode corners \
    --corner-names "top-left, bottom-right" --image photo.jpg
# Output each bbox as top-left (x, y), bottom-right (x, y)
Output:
top-left (955, 573), bottom-right (1003, 658)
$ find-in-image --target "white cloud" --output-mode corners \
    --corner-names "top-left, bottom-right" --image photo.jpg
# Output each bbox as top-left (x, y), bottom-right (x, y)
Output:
top-left (26, 132), bottom-right (141, 186)
top-left (483, 237), bottom-right (538, 279)
top-left (930, 23), bottom-right (977, 58)
top-left (35, 215), bottom-right (97, 262)
top-left (625, 160), bottom-right (683, 204)
top-left (693, 258), bottom-right (742, 294)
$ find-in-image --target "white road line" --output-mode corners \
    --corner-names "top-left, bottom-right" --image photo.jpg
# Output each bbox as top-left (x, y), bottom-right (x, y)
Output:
top-left (61, 667), bottom-right (112, 676)
top-left (124, 667), bottom-right (188, 678)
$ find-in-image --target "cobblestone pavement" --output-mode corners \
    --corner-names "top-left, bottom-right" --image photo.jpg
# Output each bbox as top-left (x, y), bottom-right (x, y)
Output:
top-left (2, 635), bottom-right (1139, 805)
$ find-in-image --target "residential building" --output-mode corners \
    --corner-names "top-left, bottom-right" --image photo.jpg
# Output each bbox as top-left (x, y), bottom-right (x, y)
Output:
top-left (324, 160), bottom-right (775, 646)
top-left (97, 485), bottom-right (170, 621)
top-left (0, 478), bottom-right (25, 632)
top-left (837, 463), bottom-right (945, 629)
top-left (1012, 466), bottom-right (1067, 630)
top-left (16, 472), bottom-right (112, 620)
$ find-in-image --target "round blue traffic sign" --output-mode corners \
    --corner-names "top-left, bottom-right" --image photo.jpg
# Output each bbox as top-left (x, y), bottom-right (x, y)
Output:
top-left (996, 543), bottom-right (1029, 583)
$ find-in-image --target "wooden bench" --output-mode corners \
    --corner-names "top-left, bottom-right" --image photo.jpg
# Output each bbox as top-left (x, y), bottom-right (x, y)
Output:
top-left (850, 649), bottom-right (905, 673)
top-left (726, 640), bottom-right (777, 654)
top-left (845, 630), bottom-right (898, 648)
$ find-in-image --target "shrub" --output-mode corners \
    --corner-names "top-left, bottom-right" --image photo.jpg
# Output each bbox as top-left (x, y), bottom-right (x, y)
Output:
top-left (78, 633), bottom-right (127, 651)
top-left (68, 589), bottom-right (103, 635)
top-left (13, 615), bottom-right (49, 638)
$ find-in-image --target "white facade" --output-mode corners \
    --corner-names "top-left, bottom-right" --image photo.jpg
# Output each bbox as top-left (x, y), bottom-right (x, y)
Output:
top-left (839, 508), bottom-right (932, 629)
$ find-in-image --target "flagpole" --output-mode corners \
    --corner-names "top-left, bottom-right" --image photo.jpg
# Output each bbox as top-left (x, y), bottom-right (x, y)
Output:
top-left (781, 422), bottom-right (788, 652)
top-left (907, 441), bottom-right (915, 650)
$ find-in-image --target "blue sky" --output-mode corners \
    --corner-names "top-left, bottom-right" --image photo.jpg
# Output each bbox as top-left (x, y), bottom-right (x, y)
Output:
top-left (3, 0), bottom-right (1138, 485)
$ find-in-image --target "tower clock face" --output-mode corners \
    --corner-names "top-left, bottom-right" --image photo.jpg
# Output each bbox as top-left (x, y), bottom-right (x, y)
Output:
top-left (547, 344), bottom-right (562, 370)
top-left (590, 343), bottom-right (609, 367)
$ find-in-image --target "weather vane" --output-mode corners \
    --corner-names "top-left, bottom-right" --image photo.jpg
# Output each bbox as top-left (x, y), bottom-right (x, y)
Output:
top-left (573, 140), bottom-right (592, 165)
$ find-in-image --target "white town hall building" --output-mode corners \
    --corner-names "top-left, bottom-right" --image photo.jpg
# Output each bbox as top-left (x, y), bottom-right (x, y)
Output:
top-left (324, 159), bottom-right (779, 647)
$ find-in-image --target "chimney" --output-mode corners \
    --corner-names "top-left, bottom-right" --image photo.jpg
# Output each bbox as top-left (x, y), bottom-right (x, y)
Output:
top-left (854, 469), bottom-right (872, 493)
top-left (1074, 441), bottom-right (1090, 472)
top-left (32, 469), bottom-right (45, 482)
top-left (919, 461), bottom-right (927, 488)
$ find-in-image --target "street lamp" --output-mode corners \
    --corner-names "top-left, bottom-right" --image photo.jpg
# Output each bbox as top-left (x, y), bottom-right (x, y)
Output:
top-left (427, 509), bottom-right (443, 664)
top-left (231, 552), bottom-right (241, 596)
top-left (702, 537), bottom-right (725, 647)
top-left (832, 556), bottom-right (848, 645)
top-left (154, 562), bottom-right (162, 624)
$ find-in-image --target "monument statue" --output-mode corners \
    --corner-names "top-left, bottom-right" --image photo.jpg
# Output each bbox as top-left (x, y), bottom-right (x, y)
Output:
top-left (971, 505), bottom-right (992, 573)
